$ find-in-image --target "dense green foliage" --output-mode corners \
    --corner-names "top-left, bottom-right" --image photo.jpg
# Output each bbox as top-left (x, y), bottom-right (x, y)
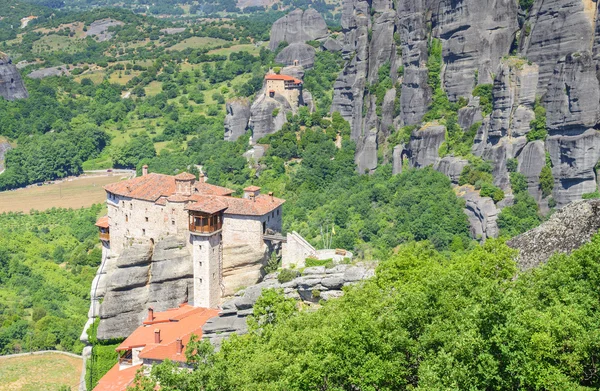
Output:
top-left (133, 237), bottom-right (600, 390)
top-left (459, 157), bottom-right (505, 203)
top-left (498, 170), bottom-right (541, 237)
top-left (303, 51), bottom-right (344, 116)
top-left (0, 206), bottom-right (103, 354)
top-left (527, 98), bottom-right (548, 142)
top-left (472, 83), bottom-right (493, 116)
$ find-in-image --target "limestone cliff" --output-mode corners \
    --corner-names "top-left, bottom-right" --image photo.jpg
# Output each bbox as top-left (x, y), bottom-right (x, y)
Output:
top-left (269, 9), bottom-right (329, 51)
top-left (0, 53), bottom-right (28, 101)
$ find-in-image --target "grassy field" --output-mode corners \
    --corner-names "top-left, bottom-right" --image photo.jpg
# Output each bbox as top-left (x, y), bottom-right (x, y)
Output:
top-left (207, 43), bottom-right (262, 56)
top-left (0, 353), bottom-right (82, 391)
top-left (167, 37), bottom-right (227, 51)
top-left (0, 175), bottom-right (128, 214)
top-left (32, 34), bottom-right (86, 54)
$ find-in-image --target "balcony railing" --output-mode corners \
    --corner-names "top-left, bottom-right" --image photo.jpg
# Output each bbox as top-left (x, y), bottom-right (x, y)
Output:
top-left (99, 232), bottom-right (110, 241)
top-left (189, 220), bottom-right (222, 235)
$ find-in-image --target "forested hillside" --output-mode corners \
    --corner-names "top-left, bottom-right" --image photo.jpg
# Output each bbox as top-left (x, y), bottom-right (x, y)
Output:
top-left (0, 206), bottom-right (102, 354)
top-left (132, 237), bottom-right (600, 390)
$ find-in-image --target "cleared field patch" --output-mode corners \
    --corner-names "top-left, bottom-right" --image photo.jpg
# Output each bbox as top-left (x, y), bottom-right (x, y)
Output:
top-left (167, 37), bottom-right (228, 51)
top-left (32, 34), bottom-right (86, 54)
top-left (0, 353), bottom-right (82, 391)
top-left (108, 70), bottom-right (141, 85)
top-left (75, 70), bottom-right (106, 84)
top-left (0, 174), bottom-right (128, 214)
top-left (207, 43), bottom-right (262, 56)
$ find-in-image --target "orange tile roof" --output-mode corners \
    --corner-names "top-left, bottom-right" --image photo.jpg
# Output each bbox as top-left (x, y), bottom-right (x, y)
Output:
top-left (95, 215), bottom-right (109, 228)
top-left (104, 174), bottom-right (234, 202)
top-left (265, 74), bottom-right (302, 84)
top-left (117, 305), bottom-right (220, 364)
top-left (222, 194), bottom-right (284, 216)
top-left (244, 185), bottom-right (261, 192)
top-left (185, 196), bottom-right (228, 214)
top-left (93, 363), bottom-right (141, 391)
top-left (174, 172), bottom-right (196, 181)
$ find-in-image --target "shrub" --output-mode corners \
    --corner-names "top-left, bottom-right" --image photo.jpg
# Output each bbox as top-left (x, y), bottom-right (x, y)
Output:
top-left (507, 158), bottom-right (518, 173)
top-left (539, 166), bottom-right (554, 198)
top-left (305, 258), bottom-right (334, 268)
top-left (472, 84), bottom-right (493, 116)
top-left (582, 191), bottom-right (600, 199)
top-left (277, 269), bottom-right (300, 284)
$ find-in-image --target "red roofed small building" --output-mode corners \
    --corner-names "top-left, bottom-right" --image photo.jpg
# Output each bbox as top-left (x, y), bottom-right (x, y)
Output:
top-left (264, 72), bottom-right (303, 107)
top-left (95, 171), bottom-right (284, 308)
top-left (93, 304), bottom-right (219, 391)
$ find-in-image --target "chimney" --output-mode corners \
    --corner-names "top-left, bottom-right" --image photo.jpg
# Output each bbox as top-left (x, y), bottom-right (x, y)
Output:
top-left (199, 172), bottom-right (206, 183)
top-left (154, 329), bottom-right (160, 344)
top-left (176, 338), bottom-right (183, 355)
top-left (243, 186), bottom-right (261, 201)
top-left (142, 165), bottom-right (148, 176)
top-left (268, 192), bottom-right (274, 202)
top-left (147, 307), bottom-right (154, 322)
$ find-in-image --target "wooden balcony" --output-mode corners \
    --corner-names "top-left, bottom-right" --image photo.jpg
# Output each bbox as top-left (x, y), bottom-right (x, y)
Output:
top-left (189, 212), bottom-right (222, 235)
top-left (99, 231), bottom-right (110, 242)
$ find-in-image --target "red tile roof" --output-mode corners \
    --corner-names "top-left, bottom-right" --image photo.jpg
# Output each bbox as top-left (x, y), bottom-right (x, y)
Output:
top-left (185, 197), bottom-right (228, 214)
top-left (174, 172), bottom-right (196, 181)
top-left (222, 194), bottom-right (284, 216)
top-left (265, 74), bottom-right (302, 84)
top-left (95, 215), bottom-right (109, 228)
top-left (93, 363), bottom-right (141, 391)
top-left (104, 174), bottom-right (234, 202)
top-left (116, 305), bottom-right (220, 363)
top-left (244, 185), bottom-right (261, 192)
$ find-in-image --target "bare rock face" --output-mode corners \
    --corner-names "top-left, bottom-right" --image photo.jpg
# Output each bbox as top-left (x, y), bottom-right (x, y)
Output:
top-left (222, 244), bottom-right (267, 297)
top-left (281, 65), bottom-right (305, 80)
top-left (432, 0), bottom-right (519, 101)
top-left (0, 53), bottom-right (28, 101)
top-left (275, 43), bottom-right (316, 68)
top-left (85, 19), bottom-right (124, 42)
top-left (407, 125), bottom-right (446, 168)
top-left (355, 128), bottom-right (378, 174)
top-left (224, 99), bottom-right (251, 141)
top-left (547, 129), bottom-right (600, 208)
top-left (507, 199), bottom-right (600, 270)
top-left (517, 140), bottom-right (546, 202)
top-left (97, 237), bottom-right (194, 340)
top-left (434, 156), bottom-right (469, 185)
top-left (248, 93), bottom-right (291, 142)
top-left (521, 0), bottom-right (596, 94)
top-left (456, 185), bottom-right (499, 241)
top-left (0, 141), bottom-right (11, 173)
top-left (202, 263), bottom-right (376, 350)
top-left (544, 51), bottom-right (600, 132)
top-left (269, 9), bottom-right (328, 51)
top-left (392, 144), bottom-right (405, 175)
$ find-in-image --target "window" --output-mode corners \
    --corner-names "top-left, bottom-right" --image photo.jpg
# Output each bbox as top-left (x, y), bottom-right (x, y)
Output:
top-left (199, 278), bottom-right (203, 284)
top-left (199, 262), bottom-right (203, 267)
top-left (198, 245), bottom-right (202, 250)
top-left (272, 212), bottom-right (274, 218)
top-left (125, 215), bottom-right (129, 222)
top-left (145, 217), bottom-right (149, 222)
top-left (172, 220), bottom-right (175, 226)
top-left (142, 229), bottom-right (146, 236)
top-left (130, 203), bottom-right (133, 209)
top-left (277, 209), bottom-right (280, 216)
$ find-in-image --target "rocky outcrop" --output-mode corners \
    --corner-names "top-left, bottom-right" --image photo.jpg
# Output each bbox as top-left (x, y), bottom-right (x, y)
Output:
top-left (0, 53), bottom-right (28, 101)
top-left (222, 244), bottom-right (267, 297)
top-left (433, 0), bottom-right (519, 101)
top-left (224, 99), bottom-right (251, 141)
top-left (507, 199), bottom-right (600, 270)
top-left (97, 237), bottom-right (194, 340)
top-left (434, 156), bottom-right (469, 185)
top-left (269, 9), bottom-right (329, 51)
top-left (521, 0), bottom-right (597, 94)
top-left (0, 141), bottom-right (11, 173)
top-left (407, 125), bottom-right (446, 168)
top-left (275, 43), bottom-right (316, 68)
top-left (456, 185), bottom-right (499, 241)
top-left (355, 129), bottom-right (378, 174)
top-left (202, 263), bottom-right (376, 349)
top-left (85, 19), bottom-right (124, 42)
top-left (547, 129), bottom-right (600, 208)
top-left (248, 93), bottom-right (291, 142)
top-left (28, 65), bottom-right (69, 79)
top-left (517, 140), bottom-right (546, 202)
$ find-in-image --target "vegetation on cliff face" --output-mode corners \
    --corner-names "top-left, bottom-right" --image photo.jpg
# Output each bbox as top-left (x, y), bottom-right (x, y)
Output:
top-left (0, 206), bottom-right (103, 355)
top-left (132, 237), bottom-right (600, 390)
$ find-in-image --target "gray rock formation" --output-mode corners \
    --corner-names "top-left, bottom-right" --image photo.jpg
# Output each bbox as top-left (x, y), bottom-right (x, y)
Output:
top-left (355, 129), bottom-right (378, 174)
top-left (269, 9), bottom-right (328, 51)
top-left (432, 0), bottom-right (519, 101)
top-left (275, 43), bottom-right (316, 68)
top-left (507, 199), bottom-right (600, 270)
top-left (224, 99), bottom-right (251, 141)
top-left (434, 156), bottom-right (469, 185)
top-left (0, 141), bottom-right (11, 173)
top-left (0, 53), bottom-right (28, 101)
top-left (544, 51), bottom-right (600, 132)
top-left (85, 19), bottom-right (124, 42)
top-left (517, 140), bottom-right (546, 202)
top-left (28, 65), bottom-right (69, 79)
top-left (392, 144), bottom-right (405, 175)
top-left (458, 97), bottom-right (483, 132)
top-left (322, 37), bottom-right (343, 52)
top-left (407, 125), bottom-right (446, 168)
top-left (547, 129), bottom-right (600, 208)
top-left (457, 185), bottom-right (499, 241)
top-left (202, 263), bottom-right (376, 349)
top-left (281, 65), bottom-right (305, 80)
top-left (521, 0), bottom-right (596, 94)
top-left (248, 93), bottom-right (291, 142)
top-left (97, 237), bottom-right (194, 340)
